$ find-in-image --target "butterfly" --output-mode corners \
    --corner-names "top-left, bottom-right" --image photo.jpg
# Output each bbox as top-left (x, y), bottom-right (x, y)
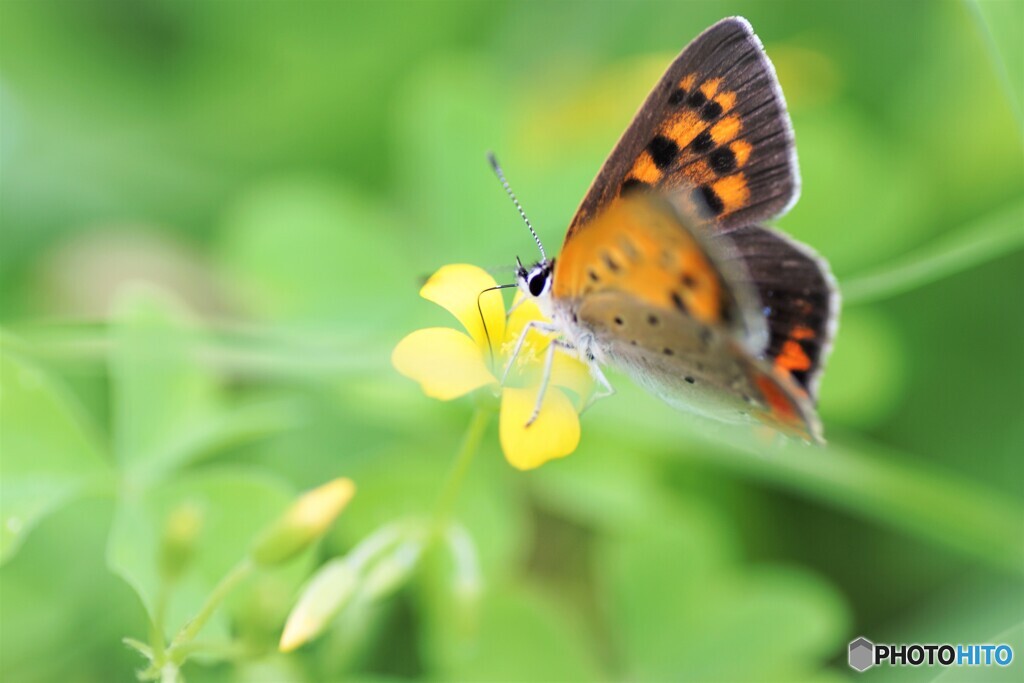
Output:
top-left (495, 16), bottom-right (838, 442)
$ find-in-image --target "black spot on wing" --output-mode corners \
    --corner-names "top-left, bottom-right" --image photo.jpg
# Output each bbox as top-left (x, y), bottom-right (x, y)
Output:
top-left (620, 178), bottom-right (651, 196)
top-left (694, 184), bottom-right (725, 215)
top-left (647, 135), bottom-right (679, 170)
top-left (690, 130), bottom-right (714, 154)
top-left (701, 100), bottom-right (723, 121)
top-left (709, 146), bottom-right (737, 175)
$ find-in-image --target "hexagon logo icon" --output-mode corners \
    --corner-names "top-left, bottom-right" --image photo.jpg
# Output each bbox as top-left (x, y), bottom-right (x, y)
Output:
top-left (849, 637), bottom-right (875, 672)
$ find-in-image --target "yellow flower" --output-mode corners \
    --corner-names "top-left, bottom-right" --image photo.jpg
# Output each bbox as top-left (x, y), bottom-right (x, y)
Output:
top-left (392, 264), bottom-right (594, 469)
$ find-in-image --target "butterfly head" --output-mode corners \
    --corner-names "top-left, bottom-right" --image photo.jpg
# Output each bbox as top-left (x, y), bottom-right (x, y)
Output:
top-left (515, 256), bottom-right (554, 300)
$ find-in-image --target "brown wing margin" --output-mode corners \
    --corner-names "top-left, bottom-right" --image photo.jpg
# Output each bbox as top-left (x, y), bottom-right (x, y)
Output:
top-left (717, 225), bottom-right (839, 402)
top-left (566, 16), bottom-right (800, 241)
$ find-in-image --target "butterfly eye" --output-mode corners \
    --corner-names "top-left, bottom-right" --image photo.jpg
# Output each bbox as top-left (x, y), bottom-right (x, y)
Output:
top-left (528, 272), bottom-right (548, 297)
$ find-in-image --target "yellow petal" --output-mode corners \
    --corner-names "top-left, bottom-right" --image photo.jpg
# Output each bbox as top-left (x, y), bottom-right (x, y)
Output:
top-left (392, 328), bottom-right (497, 400)
top-left (506, 292), bottom-right (547, 343)
top-left (420, 264), bottom-right (506, 353)
top-left (499, 386), bottom-right (580, 470)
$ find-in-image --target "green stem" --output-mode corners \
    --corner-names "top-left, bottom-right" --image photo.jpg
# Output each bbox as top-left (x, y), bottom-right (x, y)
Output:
top-left (433, 408), bottom-right (492, 531)
top-left (159, 663), bottom-right (179, 683)
top-left (167, 558), bottom-right (254, 662)
top-left (173, 639), bottom-right (255, 662)
top-left (149, 583), bottom-right (169, 660)
top-left (842, 200), bottom-right (1024, 305)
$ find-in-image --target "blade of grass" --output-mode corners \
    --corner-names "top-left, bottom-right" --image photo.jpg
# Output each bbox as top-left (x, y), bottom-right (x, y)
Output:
top-left (842, 200), bottom-right (1024, 305)
top-left (682, 429), bottom-right (1024, 577)
top-left (0, 323), bottom-right (386, 379)
top-left (966, 0), bottom-right (1024, 135)
top-left (595, 397), bottom-right (1024, 577)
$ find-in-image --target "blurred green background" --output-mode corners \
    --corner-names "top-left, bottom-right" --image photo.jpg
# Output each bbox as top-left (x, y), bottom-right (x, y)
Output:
top-left (1, 1), bottom-right (1022, 681)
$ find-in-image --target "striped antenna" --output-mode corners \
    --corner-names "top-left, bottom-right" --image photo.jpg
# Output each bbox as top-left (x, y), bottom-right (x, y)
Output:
top-left (488, 152), bottom-right (547, 263)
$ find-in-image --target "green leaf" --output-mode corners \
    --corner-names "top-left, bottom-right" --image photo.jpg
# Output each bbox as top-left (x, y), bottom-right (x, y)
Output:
top-left (106, 469), bottom-right (293, 634)
top-left (436, 584), bottom-right (602, 682)
top-left (109, 286), bottom-right (221, 479)
top-left (602, 515), bottom-right (848, 682)
top-left (145, 397), bottom-right (305, 475)
top-left (0, 348), bottom-right (110, 563)
top-left (108, 286), bottom-right (303, 483)
top-left (529, 434), bottom-right (719, 534)
top-left (216, 178), bottom-right (411, 323)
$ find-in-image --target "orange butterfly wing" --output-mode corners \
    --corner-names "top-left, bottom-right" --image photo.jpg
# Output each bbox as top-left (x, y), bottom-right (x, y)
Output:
top-left (553, 195), bottom-right (765, 348)
top-left (566, 16), bottom-right (799, 240)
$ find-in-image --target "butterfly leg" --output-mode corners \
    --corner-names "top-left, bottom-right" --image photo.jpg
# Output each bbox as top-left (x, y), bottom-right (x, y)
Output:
top-left (580, 360), bottom-right (615, 413)
top-left (525, 338), bottom-right (574, 428)
top-left (500, 320), bottom-right (560, 385)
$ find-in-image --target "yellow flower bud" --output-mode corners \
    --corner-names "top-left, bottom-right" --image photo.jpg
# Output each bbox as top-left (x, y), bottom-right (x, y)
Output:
top-left (278, 520), bottom-right (426, 652)
top-left (251, 478), bottom-right (355, 567)
top-left (360, 538), bottom-right (423, 599)
top-left (278, 559), bottom-right (358, 653)
top-left (159, 502), bottom-right (204, 582)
